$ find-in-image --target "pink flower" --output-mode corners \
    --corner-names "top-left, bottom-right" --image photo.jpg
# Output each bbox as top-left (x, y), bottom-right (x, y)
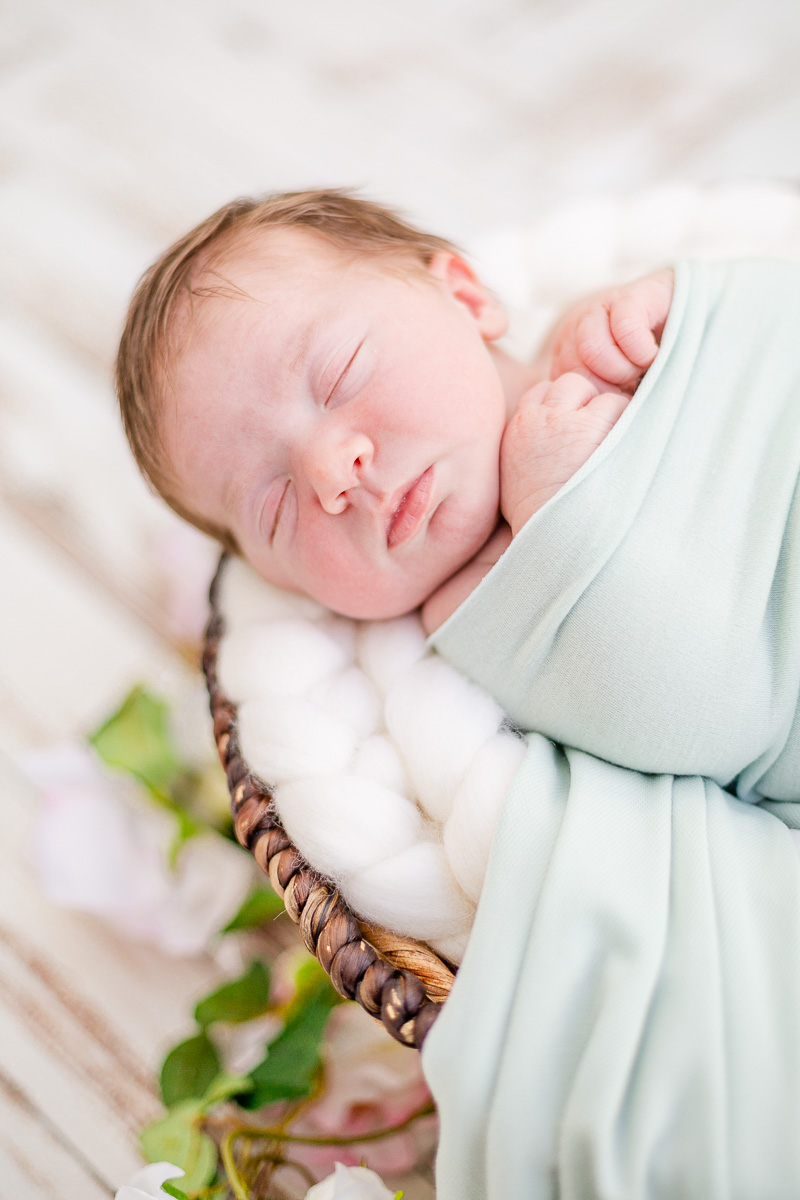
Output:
top-left (292, 1004), bottom-right (436, 1180)
top-left (22, 743), bottom-right (253, 955)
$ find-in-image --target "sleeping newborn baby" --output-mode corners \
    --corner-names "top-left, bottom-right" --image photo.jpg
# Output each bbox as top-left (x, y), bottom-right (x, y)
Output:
top-left (116, 188), bottom-right (799, 809)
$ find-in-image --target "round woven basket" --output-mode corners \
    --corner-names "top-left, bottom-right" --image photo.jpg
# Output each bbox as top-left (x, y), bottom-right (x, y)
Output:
top-left (202, 555), bottom-right (456, 1049)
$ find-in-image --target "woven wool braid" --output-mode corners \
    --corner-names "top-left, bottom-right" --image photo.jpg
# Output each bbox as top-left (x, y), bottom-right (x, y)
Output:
top-left (203, 559), bottom-right (455, 1049)
top-left (212, 555), bottom-right (524, 965)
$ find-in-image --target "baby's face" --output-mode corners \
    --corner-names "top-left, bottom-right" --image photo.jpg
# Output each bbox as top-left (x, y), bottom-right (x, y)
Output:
top-left (163, 229), bottom-right (512, 619)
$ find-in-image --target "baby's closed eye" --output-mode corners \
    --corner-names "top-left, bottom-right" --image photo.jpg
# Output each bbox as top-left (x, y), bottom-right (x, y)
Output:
top-left (257, 478), bottom-right (291, 545)
top-left (321, 338), bottom-right (365, 408)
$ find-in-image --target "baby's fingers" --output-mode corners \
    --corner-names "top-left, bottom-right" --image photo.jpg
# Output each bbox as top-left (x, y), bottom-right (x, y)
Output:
top-left (524, 371), bottom-right (601, 412)
top-left (583, 387), bottom-right (632, 431)
top-left (608, 269), bottom-right (674, 369)
top-left (608, 296), bottom-right (659, 369)
top-left (575, 308), bottom-right (641, 388)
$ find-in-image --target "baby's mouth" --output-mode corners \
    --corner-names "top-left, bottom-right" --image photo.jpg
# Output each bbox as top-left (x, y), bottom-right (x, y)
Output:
top-left (387, 467), bottom-right (434, 548)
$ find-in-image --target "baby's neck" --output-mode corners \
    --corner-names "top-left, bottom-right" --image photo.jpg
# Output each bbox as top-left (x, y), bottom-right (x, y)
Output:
top-left (488, 345), bottom-right (545, 420)
top-left (421, 521), bottom-right (512, 634)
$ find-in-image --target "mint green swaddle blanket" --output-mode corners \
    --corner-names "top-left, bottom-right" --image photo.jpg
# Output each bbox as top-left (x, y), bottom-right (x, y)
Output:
top-left (431, 258), bottom-right (800, 806)
top-left (421, 258), bottom-right (800, 1197)
top-left (422, 737), bottom-right (800, 1199)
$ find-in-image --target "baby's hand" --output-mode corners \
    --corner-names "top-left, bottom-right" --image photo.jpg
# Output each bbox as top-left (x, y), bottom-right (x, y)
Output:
top-left (501, 372), bottom-right (630, 535)
top-left (549, 268), bottom-right (674, 391)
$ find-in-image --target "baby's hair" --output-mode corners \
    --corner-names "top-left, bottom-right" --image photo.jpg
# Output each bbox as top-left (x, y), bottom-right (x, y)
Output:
top-left (115, 188), bottom-right (459, 550)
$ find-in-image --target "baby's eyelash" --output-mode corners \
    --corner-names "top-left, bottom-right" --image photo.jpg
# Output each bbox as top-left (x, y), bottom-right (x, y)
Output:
top-left (269, 480), bottom-right (290, 545)
top-left (325, 341), bottom-right (362, 406)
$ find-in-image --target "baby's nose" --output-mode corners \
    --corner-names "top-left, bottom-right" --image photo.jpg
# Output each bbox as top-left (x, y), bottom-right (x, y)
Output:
top-left (304, 431), bottom-right (374, 514)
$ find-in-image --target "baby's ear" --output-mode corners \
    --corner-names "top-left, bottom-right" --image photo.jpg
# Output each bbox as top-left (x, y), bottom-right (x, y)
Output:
top-left (427, 252), bottom-right (507, 341)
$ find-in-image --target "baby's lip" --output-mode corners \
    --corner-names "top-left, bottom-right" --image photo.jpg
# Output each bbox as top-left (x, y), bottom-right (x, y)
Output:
top-left (386, 467), bottom-right (434, 548)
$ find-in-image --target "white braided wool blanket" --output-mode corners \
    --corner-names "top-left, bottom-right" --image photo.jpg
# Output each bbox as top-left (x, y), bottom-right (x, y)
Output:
top-left (216, 183), bottom-right (800, 964)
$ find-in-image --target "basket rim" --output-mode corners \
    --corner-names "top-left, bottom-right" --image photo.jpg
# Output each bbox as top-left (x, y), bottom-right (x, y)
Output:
top-left (202, 552), bottom-right (455, 1049)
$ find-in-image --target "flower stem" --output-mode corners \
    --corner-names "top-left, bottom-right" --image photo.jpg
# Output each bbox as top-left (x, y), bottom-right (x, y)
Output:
top-left (227, 1100), bottom-right (436, 1149)
top-left (220, 1129), bottom-right (251, 1200)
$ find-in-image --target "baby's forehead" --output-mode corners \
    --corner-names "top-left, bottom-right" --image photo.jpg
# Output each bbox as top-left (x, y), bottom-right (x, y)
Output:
top-left (181, 227), bottom-right (428, 358)
top-left (172, 228), bottom-right (343, 348)
top-left (199, 226), bottom-right (362, 293)
top-left (172, 230), bottom-right (367, 367)
top-left (197, 225), bottom-right (432, 306)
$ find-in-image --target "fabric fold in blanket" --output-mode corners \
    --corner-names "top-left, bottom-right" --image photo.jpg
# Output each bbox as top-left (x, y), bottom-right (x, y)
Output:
top-left (430, 258), bottom-right (800, 804)
top-left (422, 736), bottom-right (800, 1200)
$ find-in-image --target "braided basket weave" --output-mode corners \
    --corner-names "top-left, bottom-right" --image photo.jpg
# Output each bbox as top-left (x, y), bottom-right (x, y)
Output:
top-left (203, 555), bottom-right (456, 1049)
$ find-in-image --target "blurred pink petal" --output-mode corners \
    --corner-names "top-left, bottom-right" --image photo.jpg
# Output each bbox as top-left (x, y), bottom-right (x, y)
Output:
top-left (22, 742), bottom-right (253, 955)
top-left (293, 1004), bottom-right (436, 1179)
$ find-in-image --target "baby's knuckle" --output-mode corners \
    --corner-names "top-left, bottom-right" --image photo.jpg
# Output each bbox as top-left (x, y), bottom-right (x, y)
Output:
top-left (576, 337), bottom-right (608, 372)
top-left (613, 314), bottom-right (642, 343)
top-left (510, 404), bottom-right (535, 429)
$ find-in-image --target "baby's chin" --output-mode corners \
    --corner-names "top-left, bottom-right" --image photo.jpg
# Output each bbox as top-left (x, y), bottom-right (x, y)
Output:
top-left (240, 558), bottom-right (439, 622)
top-left (316, 579), bottom-right (444, 622)
top-left (314, 520), bottom-right (502, 620)
top-left (313, 554), bottom-right (489, 622)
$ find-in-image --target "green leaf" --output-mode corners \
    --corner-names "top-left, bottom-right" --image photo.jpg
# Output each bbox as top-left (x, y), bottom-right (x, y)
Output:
top-left (140, 1100), bottom-right (217, 1192)
top-left (199, 1071), bottom-right (254, 1108)
top-left (167, 808), bottom-right (203, 867)
top-left (221, 886), bottom-right (284, 932)
top-left (281, 957), bottom-right (339, 1025)
top-left (160, 1032), bottom-right (221, 1106)
top-left (187, 762), bottom-right (234, 832)
top-left (162, 1183), bottom-right (191, 1200)
top-left (242, 971), bottom-right (341, 1109)
top-left (180, 1133), bottom-right (218, 1194)
top-left (394, 1193), bottom-right (405, 1200)
top-left (294, 955), bottom-right (327, 994)
top-left (90, 686), bottom-right (181, 799)
top-left (194, 960), bottom-right (272, 1028)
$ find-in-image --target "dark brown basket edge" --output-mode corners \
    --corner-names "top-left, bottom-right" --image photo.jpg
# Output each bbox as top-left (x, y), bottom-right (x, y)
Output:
top-left (202, 553), bottom-right (454, 1049)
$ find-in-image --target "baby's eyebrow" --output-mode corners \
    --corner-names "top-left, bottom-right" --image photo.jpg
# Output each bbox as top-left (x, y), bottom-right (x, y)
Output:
top-left (223, 470), bottom-right (254, 522)
top-left (288, 315), bottom-right (331, 376)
